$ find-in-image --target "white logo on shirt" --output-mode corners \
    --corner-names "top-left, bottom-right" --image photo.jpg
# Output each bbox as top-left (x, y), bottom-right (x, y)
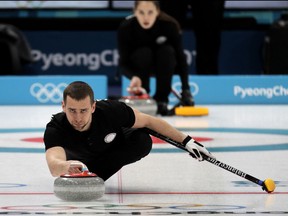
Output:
top-left (104, 133), bottom-right (116, 143)
top-left (156, 36), bottom-right (167, 44)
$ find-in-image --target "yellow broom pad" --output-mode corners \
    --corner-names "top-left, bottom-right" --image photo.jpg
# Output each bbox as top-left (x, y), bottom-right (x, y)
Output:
top-left (175, 106), bottom-right (209, 116)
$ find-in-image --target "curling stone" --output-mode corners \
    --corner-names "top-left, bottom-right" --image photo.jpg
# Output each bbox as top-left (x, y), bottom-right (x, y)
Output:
top-left (119, 94), bottom-right (157, 116)
top-left (54, 169), bottom-right (105, 201)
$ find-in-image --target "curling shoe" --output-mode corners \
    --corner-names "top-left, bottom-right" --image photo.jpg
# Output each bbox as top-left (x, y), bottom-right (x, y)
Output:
top-left (181, 89), bottom-right (195, 106)
top-left (156, 101), bottom-right (168, 116)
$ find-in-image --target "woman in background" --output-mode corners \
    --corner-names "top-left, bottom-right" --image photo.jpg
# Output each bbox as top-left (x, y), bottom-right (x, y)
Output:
top-left (117, 0), bottom-right (194, 116)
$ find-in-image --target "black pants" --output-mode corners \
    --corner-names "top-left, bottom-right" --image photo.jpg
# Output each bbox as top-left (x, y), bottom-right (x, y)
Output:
top-left (160, 0), bottom-right (225, 75)
top-left (127, 45), bottom-right (176, 103)
top-left (87, 128), bottom-right (152, 181)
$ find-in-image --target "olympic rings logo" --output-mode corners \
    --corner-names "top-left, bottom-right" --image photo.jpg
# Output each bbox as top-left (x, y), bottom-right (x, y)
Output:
top-left (30, 82), bottom-right (68, 103)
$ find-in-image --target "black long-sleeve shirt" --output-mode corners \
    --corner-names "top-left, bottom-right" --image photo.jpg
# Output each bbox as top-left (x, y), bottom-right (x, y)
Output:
top-left (44, 100), bottom-right (135, 163)
top-left (117, 12), bottom-right (188, 79)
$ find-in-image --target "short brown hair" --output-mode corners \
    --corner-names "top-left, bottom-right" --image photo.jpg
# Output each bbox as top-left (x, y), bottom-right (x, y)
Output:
top-left (63, 81), bottom-right (94, 105)
top-left (134, 0), bottom-right (160, 10)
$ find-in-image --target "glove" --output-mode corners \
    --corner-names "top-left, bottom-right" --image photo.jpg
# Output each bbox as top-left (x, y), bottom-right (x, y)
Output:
top-left (183, 136), bottom-right (215, 161)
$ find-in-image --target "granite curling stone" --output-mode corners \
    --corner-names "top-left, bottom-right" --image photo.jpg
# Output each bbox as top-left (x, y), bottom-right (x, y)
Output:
top-left (119, 94), bottom-right (157, 116)
top-left (54, 169), bottom-right (105, 201)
